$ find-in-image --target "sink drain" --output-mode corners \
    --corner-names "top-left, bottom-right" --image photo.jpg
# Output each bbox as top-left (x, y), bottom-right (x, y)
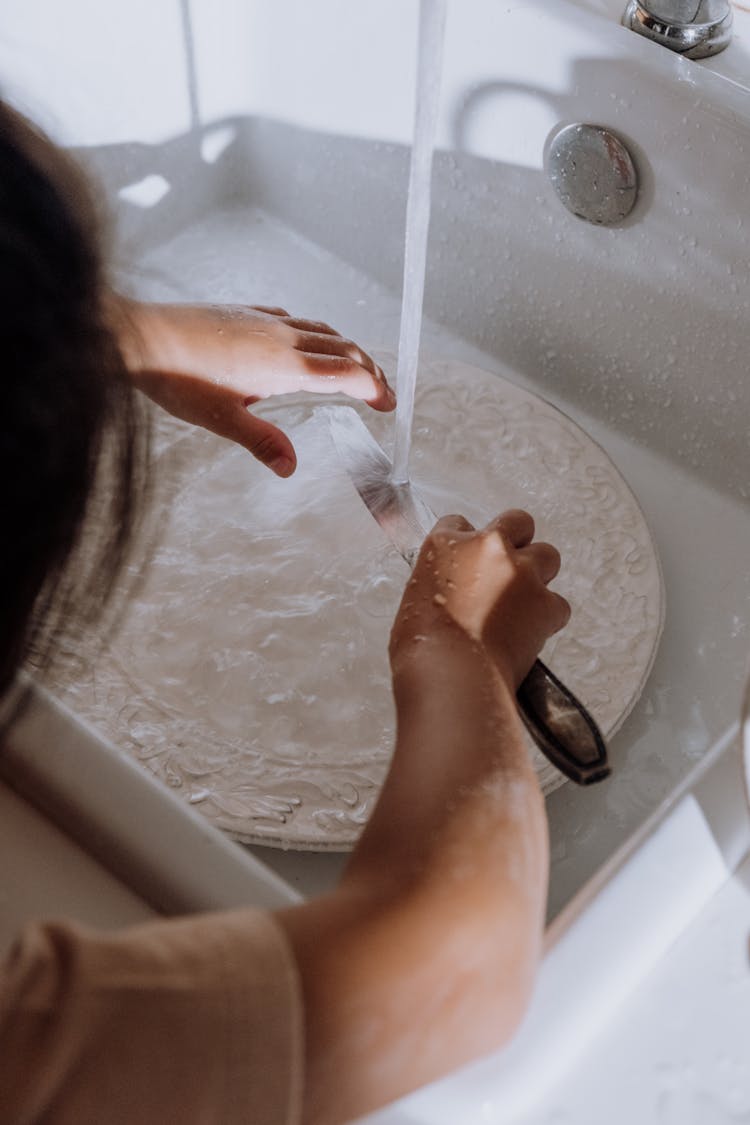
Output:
top-left (546, 123), bottom-right (639, 226)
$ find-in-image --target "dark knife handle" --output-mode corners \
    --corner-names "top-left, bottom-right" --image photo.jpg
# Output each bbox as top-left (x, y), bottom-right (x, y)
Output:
top-left (517, 659), bottom-right (610, 786)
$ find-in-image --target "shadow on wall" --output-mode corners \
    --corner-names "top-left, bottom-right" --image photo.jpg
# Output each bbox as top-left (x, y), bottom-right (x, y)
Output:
top-left (74, 118), bottom-right (247, 271)
top-left (70, 0), bottom-right (239, 267)
top-left (450, 76), bottom-right (657, 227)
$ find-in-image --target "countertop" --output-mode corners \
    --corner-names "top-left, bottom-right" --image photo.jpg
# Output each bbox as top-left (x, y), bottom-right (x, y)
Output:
top-left (4, 753), bottom-right (749, 1125)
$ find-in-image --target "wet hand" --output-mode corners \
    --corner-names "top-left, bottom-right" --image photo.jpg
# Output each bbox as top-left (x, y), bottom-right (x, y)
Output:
top-left (119, 301), bottom-right (395, 477)
top-left (390, 509), bottom-right (570, 690)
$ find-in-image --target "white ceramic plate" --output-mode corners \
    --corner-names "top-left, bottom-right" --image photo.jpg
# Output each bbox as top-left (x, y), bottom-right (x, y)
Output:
top-left (57, 359), bottom-right (664, 849)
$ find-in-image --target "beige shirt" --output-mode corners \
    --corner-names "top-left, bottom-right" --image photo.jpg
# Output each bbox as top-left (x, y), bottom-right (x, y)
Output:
top-left (0, 909), bottom-right (303, 1124)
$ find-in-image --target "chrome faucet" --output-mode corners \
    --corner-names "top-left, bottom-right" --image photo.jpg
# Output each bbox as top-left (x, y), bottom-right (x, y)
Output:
top-left (622, 0), bottom-right (733, 58)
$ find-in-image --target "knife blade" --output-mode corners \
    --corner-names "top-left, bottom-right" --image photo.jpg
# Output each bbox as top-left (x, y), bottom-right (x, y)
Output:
top-left (324, 404), bottom-right (609, 786)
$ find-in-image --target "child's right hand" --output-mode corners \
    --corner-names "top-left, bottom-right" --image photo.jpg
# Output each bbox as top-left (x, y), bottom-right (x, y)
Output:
top-left (389, 508), bottom-right (570, 691)
top-left (280, 508), bottom-right (567, 1124)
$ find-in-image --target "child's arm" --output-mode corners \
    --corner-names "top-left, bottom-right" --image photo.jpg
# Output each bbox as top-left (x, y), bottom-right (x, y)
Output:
top-left (113, 299), bottom-right (395, 477)
top-left (275, 509), bottom-right (570, 1125)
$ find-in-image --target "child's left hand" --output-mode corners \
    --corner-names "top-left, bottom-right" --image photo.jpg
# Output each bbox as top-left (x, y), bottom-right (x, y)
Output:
top-left (117, 300), bottom-right (395, 477)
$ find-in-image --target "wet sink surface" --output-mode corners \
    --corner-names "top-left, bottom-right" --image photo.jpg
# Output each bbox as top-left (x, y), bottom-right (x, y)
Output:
top-left (111, 197), bottom-right (748, 916)
top-left (66, 0), bottom-right (750, 915)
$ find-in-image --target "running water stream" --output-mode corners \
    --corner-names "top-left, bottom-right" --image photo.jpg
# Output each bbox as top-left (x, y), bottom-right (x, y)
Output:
top-left (391, 0), bottom-right (447, 485)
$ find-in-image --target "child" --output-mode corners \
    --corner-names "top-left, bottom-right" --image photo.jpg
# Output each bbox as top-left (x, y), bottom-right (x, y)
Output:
top-left (0, 101), bottom-right (569, 1125)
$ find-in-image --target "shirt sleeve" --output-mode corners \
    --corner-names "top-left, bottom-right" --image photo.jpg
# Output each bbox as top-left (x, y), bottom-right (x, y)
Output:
top-left (0, 908), bottom-right (304, 1125)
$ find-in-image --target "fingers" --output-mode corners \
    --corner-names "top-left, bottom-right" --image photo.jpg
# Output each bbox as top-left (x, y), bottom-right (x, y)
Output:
top-left (299, 352), bottom-right (396, 412)
top-left (249, 305), bottom-right (290, 317)
top-left (295, 331), bottom-right (379, 378)
top-left (548, 590), bottom-right (572, 633)
top-left (434, 511), bottom-right (560, 587)
top-left (520, 541), bottom-right (561, 584)
top-left (228, 404), bottom-right (297, 477)
top-left (282, 317), bottom-right (340, 337)
top-left (248, 305), bottom-right (397, 412)
top-left (399, 503), bottom-right (571, 688)
top-left (432, 513), bottom-right (475, 534)
top-left (485, 509), bottom-right (535, 549)
top-left (485, 510), bottom-right (561, 587)
top-left (296, 334), bottom-right (393, 408)
top-left (251, 308), bottom-right (341, 336)
top-left (433, 508), bottom-right (568, 633)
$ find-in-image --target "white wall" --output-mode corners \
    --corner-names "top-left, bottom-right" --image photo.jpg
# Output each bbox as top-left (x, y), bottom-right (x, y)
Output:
top-left (0, 0), bottom-right (256, 146)
top-left (0, 1), bottom-right (193, 144)
top-left (242, 0), bottom-right (419, 146)
top-left (0, 0), bottom-right (621, 169)
top-left (0, 0), bottom-right (419, 146)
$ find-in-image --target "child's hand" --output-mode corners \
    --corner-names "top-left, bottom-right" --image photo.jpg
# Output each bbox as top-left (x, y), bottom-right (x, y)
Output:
top-left (118, 301), bottom-right (395, 477)
top-left (390, 508), bottom-right (570, 690)
top-left (281, 507), bottom-right (565, 1120)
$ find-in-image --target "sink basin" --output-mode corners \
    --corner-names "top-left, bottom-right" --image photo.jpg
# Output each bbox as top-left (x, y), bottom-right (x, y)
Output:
top-left (48, 0), bottom-right (746, 915)
top-left (1, 0), bottom-right (743, 907)
top-left (1, 0), bottom-right (749, 1115)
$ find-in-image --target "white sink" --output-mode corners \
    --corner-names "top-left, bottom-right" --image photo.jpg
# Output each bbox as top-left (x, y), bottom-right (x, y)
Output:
top-left (3, 0), bottom-right (745, 911)
top-left (95, 0), bottom-right (749, 916)
top-left (1, 0), bottom-right (749, 1114)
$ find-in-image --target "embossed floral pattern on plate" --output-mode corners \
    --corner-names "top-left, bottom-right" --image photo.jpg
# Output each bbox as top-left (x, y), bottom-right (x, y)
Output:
top-left (55, 360), bottom-right (664, 849)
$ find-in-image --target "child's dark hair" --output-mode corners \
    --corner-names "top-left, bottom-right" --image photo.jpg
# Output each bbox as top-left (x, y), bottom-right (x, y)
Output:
top-left (0, 102), bottom-right (150, 703)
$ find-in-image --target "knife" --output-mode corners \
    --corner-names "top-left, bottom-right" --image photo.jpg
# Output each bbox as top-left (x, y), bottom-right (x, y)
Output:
top-left (325, 404), bottom-right (610, 786)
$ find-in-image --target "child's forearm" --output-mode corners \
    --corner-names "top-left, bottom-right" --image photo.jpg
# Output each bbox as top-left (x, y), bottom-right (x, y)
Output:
top-left (275, 632), bottom-right (548, 1125)
top-left (346, 625), bottom-right (545, 891)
